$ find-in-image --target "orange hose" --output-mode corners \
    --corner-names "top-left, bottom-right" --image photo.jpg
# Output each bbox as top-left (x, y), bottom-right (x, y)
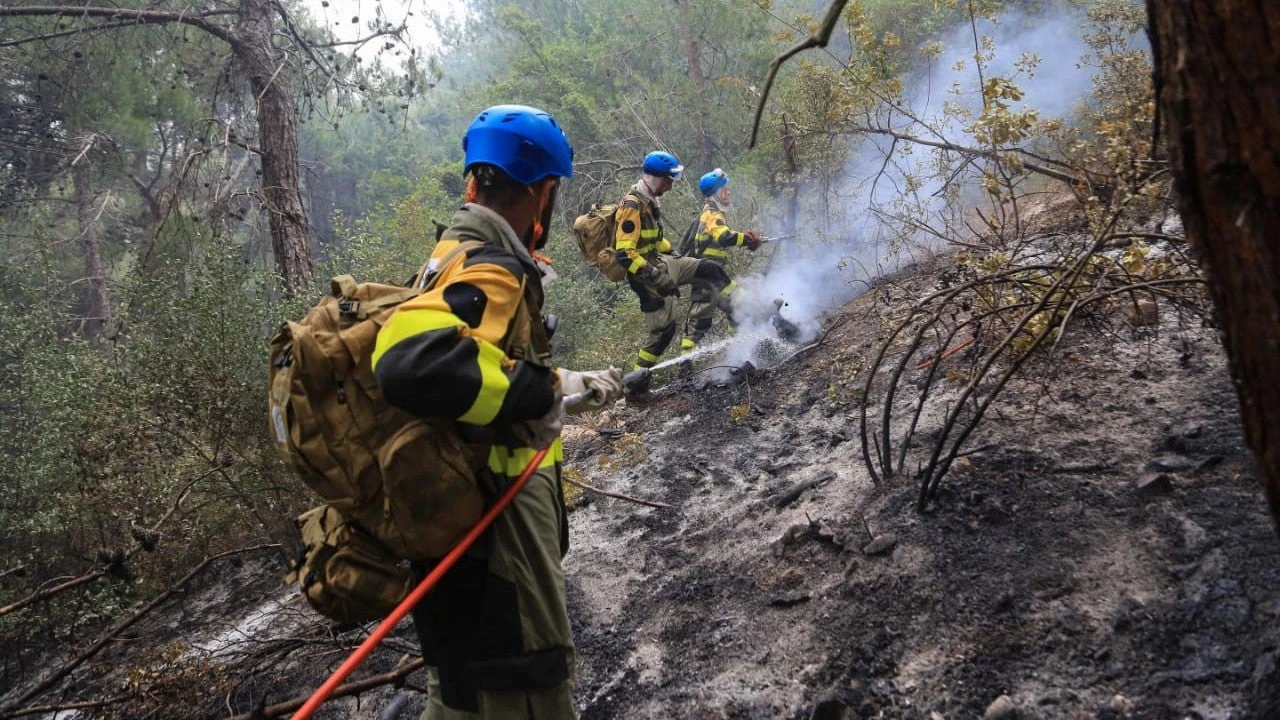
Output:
top-left (292, 446), bottom-right (551, 720)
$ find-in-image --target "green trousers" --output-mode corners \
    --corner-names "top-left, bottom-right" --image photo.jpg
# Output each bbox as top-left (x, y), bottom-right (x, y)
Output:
top-left (413, 467), bottom-right (576, 720)
top-left (683, 257), bottom-right (737, 349)
top-left (629, 255), bottom-right (734, 367)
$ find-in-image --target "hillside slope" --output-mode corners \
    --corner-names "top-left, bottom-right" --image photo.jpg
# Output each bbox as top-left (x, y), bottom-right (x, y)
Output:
top-left (5, 242), bottom-right (1277, 720)
top-left (562, 255), bottom-right (1280, 719)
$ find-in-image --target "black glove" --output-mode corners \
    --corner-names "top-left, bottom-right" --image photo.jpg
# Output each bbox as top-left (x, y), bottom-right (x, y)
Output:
top-left (743, 230), bottom-right (762, 251)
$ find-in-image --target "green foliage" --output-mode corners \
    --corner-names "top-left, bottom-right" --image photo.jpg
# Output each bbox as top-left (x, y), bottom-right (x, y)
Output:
top-left (0, 0), bottom-right (1181, 702)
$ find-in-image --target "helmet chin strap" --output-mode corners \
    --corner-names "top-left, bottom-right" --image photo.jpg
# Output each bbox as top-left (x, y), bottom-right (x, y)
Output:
top-left (527, 180), bottom-right (555, 264)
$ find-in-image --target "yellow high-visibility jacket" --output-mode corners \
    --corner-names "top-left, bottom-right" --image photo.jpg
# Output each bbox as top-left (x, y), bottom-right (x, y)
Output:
top-left (372, 204), bottom-right (562, 477)
top-left (613, 189), bottom-right (671, 276)
top-left (691, 201), bottom-right (748, 263)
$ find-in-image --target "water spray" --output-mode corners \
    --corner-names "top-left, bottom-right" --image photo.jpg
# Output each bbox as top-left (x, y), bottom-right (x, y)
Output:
top-left (643, 338), bottom-right (732, 373)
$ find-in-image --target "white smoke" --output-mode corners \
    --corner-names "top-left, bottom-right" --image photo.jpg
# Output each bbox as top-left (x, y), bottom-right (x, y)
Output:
top-left (713, 8), bottom-right (1111, 378)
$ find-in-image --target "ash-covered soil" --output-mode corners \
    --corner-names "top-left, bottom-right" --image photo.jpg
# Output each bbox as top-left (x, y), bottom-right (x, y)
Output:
top-left (562, 262), bottom-right (1280, 719)
top-left (5, 245), bottom-right (1278, 720)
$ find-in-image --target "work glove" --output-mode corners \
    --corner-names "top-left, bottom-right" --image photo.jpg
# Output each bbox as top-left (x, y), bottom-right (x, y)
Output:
top-left (511, 390), bottom-right (564, 450)
top-left (558, 367), bottom-right (624, 414)
top-left (743, 230), bottom-right (762, 251)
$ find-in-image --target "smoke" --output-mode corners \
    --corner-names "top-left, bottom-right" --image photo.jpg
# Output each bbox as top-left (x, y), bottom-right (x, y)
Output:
top-left (716, 8), bottom-right (1108, 377)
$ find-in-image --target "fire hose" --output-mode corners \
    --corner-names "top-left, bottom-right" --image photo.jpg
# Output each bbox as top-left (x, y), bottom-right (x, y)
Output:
top-left (293, 371), bottom-right (648, 718)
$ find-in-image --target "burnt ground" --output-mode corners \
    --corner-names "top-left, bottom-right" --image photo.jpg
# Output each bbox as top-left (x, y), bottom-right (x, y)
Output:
top-left (4, 243), bottom-right (1279, 720)
top-left (561, 260), bottom-right (1280, 719)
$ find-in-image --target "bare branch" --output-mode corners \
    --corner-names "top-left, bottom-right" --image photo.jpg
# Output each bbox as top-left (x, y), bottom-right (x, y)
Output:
top-left (748, 0), bottom-right (850, 148)
top-left (225, 658), bottom-right (426, 720)
top-left (0, 465), bottom-right (221, 618)
top-left (0, 19), bottom-right (159, 48)
top-left (847, 126), bottom-right (1085, 186)
top-left (562, 476), bottom-right (670, 509)
top-left (0, 6), bottom-right (237, 45)
top-left (3, 694), bottom-right (132, 719)
top-left (0, 544), bottom-right (281, 714)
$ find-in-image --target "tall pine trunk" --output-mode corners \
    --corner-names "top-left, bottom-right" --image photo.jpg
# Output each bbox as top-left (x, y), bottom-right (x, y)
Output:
top-left (1147, 1), bottom-right (1280, 533)
top-left (72, 158), bottom-right (111, 335)
top-left (233, 0), bottom-right (314, 292)
top-left (679, 1), bottom-right (714, 171)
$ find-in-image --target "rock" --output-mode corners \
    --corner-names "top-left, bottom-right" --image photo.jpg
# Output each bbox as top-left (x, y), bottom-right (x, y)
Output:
top-left (1193, 455), bottom-right (1224, 473)
top-left (773, 523), bottom-right (811, 556)
top-left (769, 592), bottom-right (810, 608)
top-left (816, 520), bottom-right (844, 547)
top-left (1147, 454), bottom-right (1194, 472)
top-left (1136, 473), bottom-right (1173, 495)
top-left (1109, 694), bottom-right (1133, 717)
top-left (983, 694), bottom-right (1018, 719)
top-left (862, 532), bottom-right (898, 556)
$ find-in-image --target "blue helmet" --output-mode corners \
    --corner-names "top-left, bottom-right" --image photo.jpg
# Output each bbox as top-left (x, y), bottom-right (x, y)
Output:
top-left (642, 151), bottom-right (683, 180)
top-left (463, 105), bottom-right (574, 184)
top-left (698, 168), bottom-right (729, 196)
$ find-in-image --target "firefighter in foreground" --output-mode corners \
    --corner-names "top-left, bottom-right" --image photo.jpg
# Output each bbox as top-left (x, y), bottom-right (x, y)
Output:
top-left (372, 105), bottom-right (622, 719)
top-left (681, 168), bottom-right (761, 354)
top-left (615, 151), bottom-right (736, 396)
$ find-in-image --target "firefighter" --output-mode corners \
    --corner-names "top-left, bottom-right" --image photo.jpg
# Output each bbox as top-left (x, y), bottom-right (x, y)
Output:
top-left (614, 151), bottom-right (736, 396)
top-left (373, 105), bottom-right (623, 719)
top-left (681, 168), bottom-right (761, 353)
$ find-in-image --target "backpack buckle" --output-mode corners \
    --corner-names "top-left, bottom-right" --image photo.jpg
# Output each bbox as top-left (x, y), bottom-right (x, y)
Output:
top-left (338, 300), bottom-right (360, 318)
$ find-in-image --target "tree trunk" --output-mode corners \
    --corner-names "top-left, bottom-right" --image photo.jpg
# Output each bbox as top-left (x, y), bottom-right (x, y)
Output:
top-left (72, 158), bottom-right (111, 336)
top-left (781, 115), bottom-right (800, 239)
top-left (131, 148), bottom-right (162, 224)
top-left (232, 0), bottom-right (314, 292)
top-left (678, 1), bottom-right (714, 171)
top-left (1147, 0), bottom-right (1280, 533)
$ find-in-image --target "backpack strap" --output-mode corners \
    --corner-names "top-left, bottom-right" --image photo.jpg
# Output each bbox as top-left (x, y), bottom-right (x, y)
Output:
top-left (416, 240), bottom-right (486, 290)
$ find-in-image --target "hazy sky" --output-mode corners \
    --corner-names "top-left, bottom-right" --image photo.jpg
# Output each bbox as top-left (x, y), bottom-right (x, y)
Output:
top-left (299, 0), bottom-right (466, 54)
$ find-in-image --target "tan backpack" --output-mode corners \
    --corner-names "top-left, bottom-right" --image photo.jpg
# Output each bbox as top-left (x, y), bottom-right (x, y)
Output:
top-left (572, 203), bottom-right (627, 282)
top-left (271, 242), bottom-right (490, 623)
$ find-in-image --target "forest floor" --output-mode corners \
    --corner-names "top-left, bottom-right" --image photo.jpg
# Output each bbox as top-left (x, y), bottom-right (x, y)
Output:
top-left (562, 255), bottom-right (1280, 719)
top-left (5, 212), bottom-right (1280, 720)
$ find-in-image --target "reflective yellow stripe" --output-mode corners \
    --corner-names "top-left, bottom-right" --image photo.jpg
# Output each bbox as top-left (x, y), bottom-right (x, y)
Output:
top-left (628, 256), bottom-right (647, 273)
top-left (680, 338), bottom-right (695, 349)
top-left (458, 339), bottom-right (509, 425)
top-left (657, 239), bottom-right (672, 253)
top-left (637, 348), bottom-right (660, 363)
top-left (615, 237), bottom-right (638, 250)
top-left (640, 229), bottom-right (660, 238)
top-left (487, 437), bottom-right (564, 477)
top-left (372, 308), bottom-right (464, 369)
top-left (703, 247), bottom-right (728, 258)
